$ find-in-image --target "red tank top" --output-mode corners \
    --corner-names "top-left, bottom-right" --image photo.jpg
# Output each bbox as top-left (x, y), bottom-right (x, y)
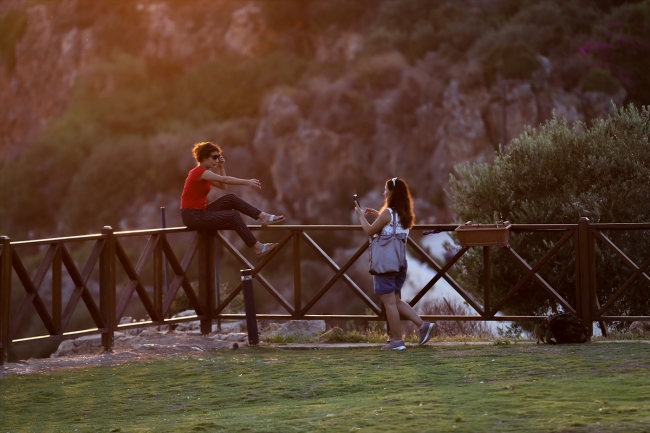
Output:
top-left (180, 166), bottom-right (211, 210)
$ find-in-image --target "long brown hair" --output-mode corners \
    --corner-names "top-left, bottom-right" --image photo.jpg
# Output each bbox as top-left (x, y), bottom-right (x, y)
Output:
top-left (380, 177), bottom-right (415, 229)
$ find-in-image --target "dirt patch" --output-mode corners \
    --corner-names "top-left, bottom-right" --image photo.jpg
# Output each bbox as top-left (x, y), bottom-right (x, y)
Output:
top-left (1, 332), bottom-right (242, 377)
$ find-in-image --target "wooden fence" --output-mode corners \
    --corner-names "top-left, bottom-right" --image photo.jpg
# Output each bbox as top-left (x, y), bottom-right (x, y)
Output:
top-left (2, 217), bottom-right (650, 364)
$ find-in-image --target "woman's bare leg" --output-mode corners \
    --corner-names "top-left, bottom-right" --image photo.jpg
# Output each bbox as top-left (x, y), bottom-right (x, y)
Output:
top-left (396, 299), bottom-right (424, 328)
top-left (379, 293), bottom-right (402, 341)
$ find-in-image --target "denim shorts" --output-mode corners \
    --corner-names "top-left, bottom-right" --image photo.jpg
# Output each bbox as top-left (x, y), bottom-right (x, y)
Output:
top-left (373, 261), bottom-right (408, 295)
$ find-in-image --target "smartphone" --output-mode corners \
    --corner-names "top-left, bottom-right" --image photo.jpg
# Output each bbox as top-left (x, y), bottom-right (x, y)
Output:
top-left (353, 194), bottom-right (361, 208)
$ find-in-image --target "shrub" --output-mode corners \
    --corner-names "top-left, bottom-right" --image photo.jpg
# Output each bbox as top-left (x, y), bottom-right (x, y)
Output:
top-left (56, 136), bottom-right (154, 232)
top-left (175, 52), bottom-right (308, 123)
top-left (0, 9), bottom-right (27, 73)
top-left (579, 67), bottom-right (621, 94)
top-left (551, 54), bottom-right (594, 91)
top-left (405, 21), bottom-right (438, 60)
top-left (308, 0), bottom-right (372, 33)
top-left (480, 41), bottom-right (540, 84)
top-left (373, 0), bottom-right (437, 32)
top-left (52, 0), bottom-right (146, 54)
top-left (587, 1), bottom-right (650, 105)
top-left (448, 105), bottom-right (650, 323)
top-left (351, 53), bottom-right (404, 92)
top-left (365, 27), bottom-right (409, 55)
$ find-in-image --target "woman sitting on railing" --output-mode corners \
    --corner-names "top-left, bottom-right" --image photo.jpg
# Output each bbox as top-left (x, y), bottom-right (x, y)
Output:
top-left (180, 141), bottom-right (285, 257)
top-left (354, 177), bottom-right (435, 350)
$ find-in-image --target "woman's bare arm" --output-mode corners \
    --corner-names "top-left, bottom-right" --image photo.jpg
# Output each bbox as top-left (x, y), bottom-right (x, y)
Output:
top-left (200, 170), bottom-right (261, 190)
top-left (355, 206), bottom-right (391, 237)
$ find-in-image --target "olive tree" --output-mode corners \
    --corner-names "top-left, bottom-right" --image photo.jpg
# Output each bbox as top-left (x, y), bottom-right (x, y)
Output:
top-left (448, 105), bottom-right (650, 325)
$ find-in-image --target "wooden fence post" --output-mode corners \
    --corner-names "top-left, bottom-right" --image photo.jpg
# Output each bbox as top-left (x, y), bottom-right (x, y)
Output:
top-left (483, 246), bottom-right (491, 316)
top-left (100, 226), bottom-right (116, 352)
top-left (577, 217), bottom-right (593, 336)
top-left (198, 231), bottom-right (215, 335)
top-left (0, 236), bottom-right (11, 365)
top-left (241, 269), bottom-right (259, 345)
top-left (293, 231), bottom-right (301, 318)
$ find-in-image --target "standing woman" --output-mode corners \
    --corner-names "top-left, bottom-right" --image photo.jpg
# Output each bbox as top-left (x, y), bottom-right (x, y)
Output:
top-left (355, 177), bottom-right (435, 350)
top-left (181, 141), bottom-right (285, 256)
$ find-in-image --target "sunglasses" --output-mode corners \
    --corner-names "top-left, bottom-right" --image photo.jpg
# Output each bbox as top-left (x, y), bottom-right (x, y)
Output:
top-left (388, 177), bottom-right (398, 190)
top-left (209, 153), bottom-right (222, 161)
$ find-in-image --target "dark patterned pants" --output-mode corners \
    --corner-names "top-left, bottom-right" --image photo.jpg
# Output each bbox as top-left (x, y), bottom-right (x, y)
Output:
top-left (181, 193), bottom-right (262, 247)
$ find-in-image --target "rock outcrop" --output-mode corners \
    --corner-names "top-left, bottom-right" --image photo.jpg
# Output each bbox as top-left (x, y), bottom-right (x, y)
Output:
top-left (0, 0), bottom-right (629, 226)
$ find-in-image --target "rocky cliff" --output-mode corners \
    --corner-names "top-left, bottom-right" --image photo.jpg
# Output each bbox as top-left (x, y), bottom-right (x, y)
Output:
top-left (0, 0), bottom-right (628, 234)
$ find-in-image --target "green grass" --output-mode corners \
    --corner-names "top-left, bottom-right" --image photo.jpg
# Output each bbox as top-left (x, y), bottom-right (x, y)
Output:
top-left (2, 343), bottom-right (650, 432)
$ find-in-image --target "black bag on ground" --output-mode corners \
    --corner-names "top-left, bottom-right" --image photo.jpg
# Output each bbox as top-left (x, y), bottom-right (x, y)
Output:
top-left (535, 312), bottom-right (590, 344)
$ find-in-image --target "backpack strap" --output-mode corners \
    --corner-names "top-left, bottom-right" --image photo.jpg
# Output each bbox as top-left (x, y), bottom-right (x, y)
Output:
top-left (387, 208), bottom-right (398, 235)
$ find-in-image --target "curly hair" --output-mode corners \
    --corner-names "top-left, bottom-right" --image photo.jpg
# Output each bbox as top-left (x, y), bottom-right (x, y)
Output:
top-left (192, 141), bottom-right (221, 163)
top-left (381, 177), bottom-right (415, 229)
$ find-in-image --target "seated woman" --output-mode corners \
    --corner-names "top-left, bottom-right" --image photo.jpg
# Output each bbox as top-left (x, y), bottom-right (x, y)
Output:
top-left (180, 141), bottom-right (285, 256)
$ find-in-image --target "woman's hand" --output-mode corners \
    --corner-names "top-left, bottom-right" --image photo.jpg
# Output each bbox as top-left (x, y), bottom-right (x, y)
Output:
top-left (354, 202), bottom-right (364, 218)
top-left (247, 179), bottom-right (262, 190)
top-left (217, 154), bottom-right (225, 168)
top-left (364, 207), bottom-right (379, 217)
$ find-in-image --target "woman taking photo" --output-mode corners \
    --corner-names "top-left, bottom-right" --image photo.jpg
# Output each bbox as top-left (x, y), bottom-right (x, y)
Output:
top-left (181, 141), bottom-right (285, 256)
top-left (354, 177), bottom-right (435, 350)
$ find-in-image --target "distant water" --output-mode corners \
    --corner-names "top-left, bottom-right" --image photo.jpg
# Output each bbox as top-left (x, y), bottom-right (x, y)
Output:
top-left (402, 232), bottom-right (505, 335)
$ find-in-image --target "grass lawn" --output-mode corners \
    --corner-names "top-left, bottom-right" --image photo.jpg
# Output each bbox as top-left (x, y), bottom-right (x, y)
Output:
top-left (2, 342), bottom-right (650, 432)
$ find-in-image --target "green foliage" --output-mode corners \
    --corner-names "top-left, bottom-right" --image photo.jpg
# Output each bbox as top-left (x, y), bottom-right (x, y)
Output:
top-left (580, 67), bottom-right (622, 94)
top-left (373, 0), bottom-right (438, 32)
top-left (368, 2), bottom-right (491, 60)
top-left (0, 49), bottom-right (306, 236)
top-left (64, 50), bottom-right (307, 134)
top-left (0, 9), bottom-right (27, 72)
top-left (589, 1), bottom-right (650, 105)
top-left (175, 52), bottom-right (308, 123)
top-left (365, 26), bottom-right (409, 55)
top-left (57, 137), bottom-right (155, 231)
top-left (52, 0), bottom-right (146, 53)
top-left (308, 0), bottom-right (373, 33)
top-left (480, 41), bottom-right (541, 84)
top-left (260, 0), bottom-right (309, 31)
top-left (449, 105), bottom-right (650, 319)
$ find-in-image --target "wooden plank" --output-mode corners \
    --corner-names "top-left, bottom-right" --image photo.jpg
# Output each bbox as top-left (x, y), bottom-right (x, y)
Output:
top-left (52, 247), bottom-right (62, 334)
top-left (198, 232), bottom-right (215, 334)
top-left (154, 235), bottom-right (163, 318)
top-left (1, 237), bottom-right (12, 364)
top-left (483, 246), bottom-right (491, 316)
top-left (100, 227), bottom-right (116, 352)
top-left (293, 231), bottom-right (302, 314)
